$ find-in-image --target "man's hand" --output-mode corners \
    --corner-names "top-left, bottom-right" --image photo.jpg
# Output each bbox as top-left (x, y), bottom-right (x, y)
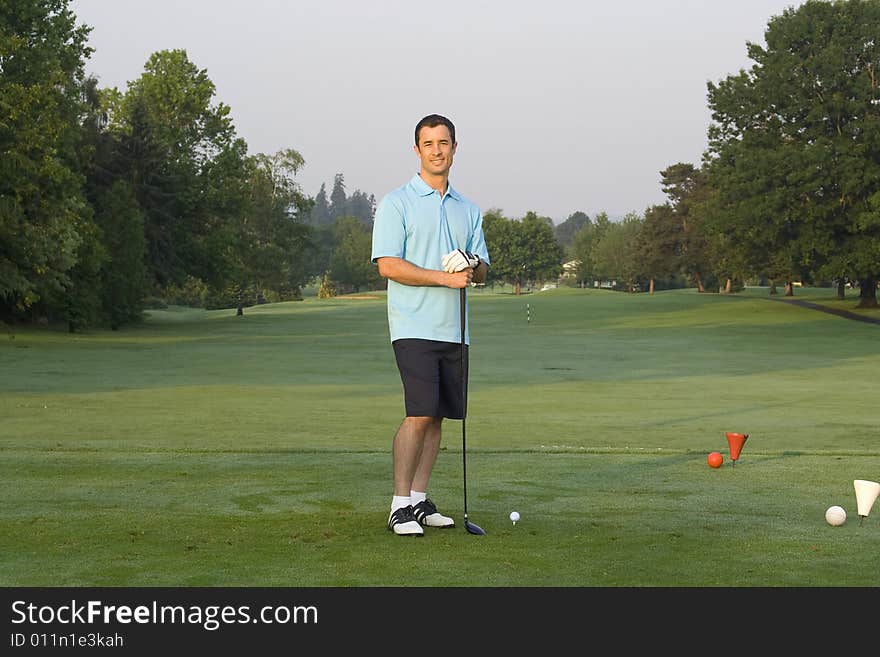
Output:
top-left (442, 249), bottom-right (481, 273)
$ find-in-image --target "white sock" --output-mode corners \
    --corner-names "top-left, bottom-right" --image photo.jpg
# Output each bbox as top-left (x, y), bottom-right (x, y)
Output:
top-left (410, 490), bottom-right (427, 505)
top-left (391, 496), bottom-right (411, 515)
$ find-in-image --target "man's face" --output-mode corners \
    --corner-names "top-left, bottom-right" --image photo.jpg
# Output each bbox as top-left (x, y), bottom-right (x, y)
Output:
top-left (414, 124), bottom-right (456, 177)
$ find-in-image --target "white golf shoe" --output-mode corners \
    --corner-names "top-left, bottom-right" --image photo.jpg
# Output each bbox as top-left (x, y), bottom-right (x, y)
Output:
top-left (413, 498), bottom-right (455, 528)
top-left (388, 505), bottom-right (424, 536)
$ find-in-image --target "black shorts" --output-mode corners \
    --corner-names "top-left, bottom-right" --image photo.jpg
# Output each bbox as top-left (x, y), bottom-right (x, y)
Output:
top-left (392, 338), bottom-right (468, 419)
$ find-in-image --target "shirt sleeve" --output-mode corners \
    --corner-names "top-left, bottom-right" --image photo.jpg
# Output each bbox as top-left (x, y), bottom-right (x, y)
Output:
top-left (469, 208), bottom-right (490, 266)
top-left (371, 194), bottom-right (406, 263)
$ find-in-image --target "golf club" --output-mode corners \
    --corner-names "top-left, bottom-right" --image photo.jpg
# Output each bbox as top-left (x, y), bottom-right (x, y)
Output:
top-left (460, 286), bottom-right (486, 536)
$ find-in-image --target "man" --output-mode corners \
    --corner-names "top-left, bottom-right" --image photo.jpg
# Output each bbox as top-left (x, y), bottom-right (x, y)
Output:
top-left (371, 114), bottom-right (490, 536)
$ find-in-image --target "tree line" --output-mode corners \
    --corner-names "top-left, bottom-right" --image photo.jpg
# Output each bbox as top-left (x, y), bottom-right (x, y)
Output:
top-left (2, 0), bottom-right (878, 334)
top-left (550, 0), bottom-right (879, 308)
top-left (1, 1), bottom-right (383, 330)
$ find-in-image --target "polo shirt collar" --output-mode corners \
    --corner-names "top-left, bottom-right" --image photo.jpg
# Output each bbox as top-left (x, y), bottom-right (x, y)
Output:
top-left (409, 174), bottom-right (462, 201)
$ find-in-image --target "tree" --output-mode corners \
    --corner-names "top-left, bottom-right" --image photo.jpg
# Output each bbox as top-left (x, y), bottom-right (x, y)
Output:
top-left (0, 0), bottom-right (94, 318)
top-left (706, 0), bottom-right (880, 307)
top-left (309, 223), bottom-right (337, 284)
top-left (309, 183), bottom-right (332, 225)
top-left (570, 212), bottom-right (612, 287)
top-left (199, 138), bottom-right (252, 296)
top-left (555, 211), bottom-right (591, 254)
top-left (482, 210), bottom-right (563, 294)
top-left (520, 212), bottom-right (564, 286)
top-left (347, 190), bottom-right (376, 227)
top-left (234, 148), bottom-right (315, 310)
top-left (117, 49), bottom-right (246, 294)
top-left (51, 205), bottom-right (105, 332)
top-left (592, 212), bottom-right (644, 292)
top-left (329, 173), bottom-right (347, 220)
top-left (313, 175), bottom-right (374, 226)
top-left (659, 163), bottom-right (716, 293)
top-left (636, 203), bottom-right (682, 294)
top-left (103, 95), bottom-right (183, 295)
top-left (93, 181), bottom-right (147, 328)
top-left (328, 216), bottom-right (381, 293)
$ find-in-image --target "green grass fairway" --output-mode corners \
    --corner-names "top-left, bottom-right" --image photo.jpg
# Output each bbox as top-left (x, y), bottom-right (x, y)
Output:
top-left (2, 287), bottom-right (879, 586)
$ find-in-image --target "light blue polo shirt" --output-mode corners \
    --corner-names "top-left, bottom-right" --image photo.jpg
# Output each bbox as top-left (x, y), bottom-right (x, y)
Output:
top-left (371, 174), bottom-right (490, 345)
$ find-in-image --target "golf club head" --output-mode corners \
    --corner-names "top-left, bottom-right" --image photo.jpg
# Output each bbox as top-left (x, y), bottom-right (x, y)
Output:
top-left (464, 519), bottom-right (486, 535)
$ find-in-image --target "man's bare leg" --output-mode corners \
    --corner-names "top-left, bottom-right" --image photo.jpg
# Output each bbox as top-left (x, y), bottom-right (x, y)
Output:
top-left (412, 417), bottom-right (442, 493)
top-left (392, 416), bottom-right (435, 496)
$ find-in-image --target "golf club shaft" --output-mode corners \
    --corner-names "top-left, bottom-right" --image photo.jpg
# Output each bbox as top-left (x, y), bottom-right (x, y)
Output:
top-left (460, 287), bottom-right (469, 519)
top-left (460, 286), bottom-right (485, 535)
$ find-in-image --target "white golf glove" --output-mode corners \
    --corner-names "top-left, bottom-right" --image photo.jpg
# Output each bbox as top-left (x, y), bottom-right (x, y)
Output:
top-left (442, 249), bottom-right (481, 273)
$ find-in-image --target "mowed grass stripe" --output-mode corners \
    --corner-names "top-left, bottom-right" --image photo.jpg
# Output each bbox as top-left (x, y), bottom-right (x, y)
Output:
top-left (1, 287), bottom-right (878, 586)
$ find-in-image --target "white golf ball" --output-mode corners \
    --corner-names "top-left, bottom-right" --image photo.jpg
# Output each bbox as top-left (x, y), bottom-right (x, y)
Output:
top-left (825, 505), bottom-right (846, 526)
top-left (509, 511), bottom-right (520, 523)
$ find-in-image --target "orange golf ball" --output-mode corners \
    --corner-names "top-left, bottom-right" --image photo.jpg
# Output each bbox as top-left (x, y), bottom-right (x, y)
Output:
top-left (707, 452), bottom-right (723, 468)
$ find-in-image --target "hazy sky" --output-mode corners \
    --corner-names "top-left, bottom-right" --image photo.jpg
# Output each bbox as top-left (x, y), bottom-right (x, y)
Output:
top-left (70, 0), bottom-right (803, 222)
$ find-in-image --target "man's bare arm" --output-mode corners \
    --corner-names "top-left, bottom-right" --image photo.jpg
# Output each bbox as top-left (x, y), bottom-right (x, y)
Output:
top-left (376, 257), bottom-right (473, 289)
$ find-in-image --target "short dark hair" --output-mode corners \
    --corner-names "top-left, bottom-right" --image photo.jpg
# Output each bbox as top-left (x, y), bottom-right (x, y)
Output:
top-left (414, 114), bottom-right (456, 146)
